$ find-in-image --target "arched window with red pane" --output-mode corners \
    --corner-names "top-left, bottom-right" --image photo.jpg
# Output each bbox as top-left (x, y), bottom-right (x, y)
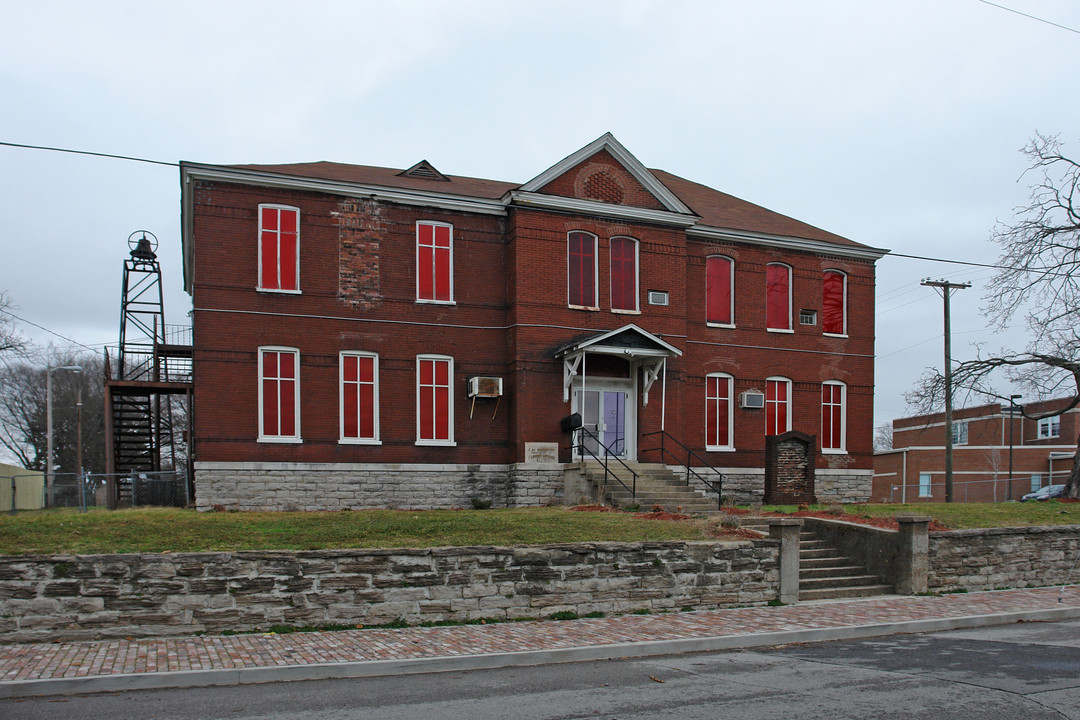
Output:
top-left (340, 352), bottom-right (379, 444)
top-left (765, 377), bottom-right (791, 436)
top-left (822, 270), bottom-right (847, 336)
top-left (259, 347), bottom-right (300, 441)
top-left (706, 255), bottom-right (734, 326)
top-left (567, 231), bottom-right (598, 308)
top-left (821, 381), bottom-right (846, 452)
top-left (609, 236), bottom-right (639, 312)
top-left (258, 205), bottom-right (299, 292)
top-left (765, 263), bottom-right (791, 331)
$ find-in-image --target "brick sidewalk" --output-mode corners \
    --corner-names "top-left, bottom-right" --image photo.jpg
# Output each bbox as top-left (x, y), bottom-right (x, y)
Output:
top-left (2, 585), bottom-right (1077, 688)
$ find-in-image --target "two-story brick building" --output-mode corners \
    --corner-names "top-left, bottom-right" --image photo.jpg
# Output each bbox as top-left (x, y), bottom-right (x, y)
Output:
top-left (180, 134), bottom-right (886, 510)
top-left (873, 399), bottom-right (1079, 502)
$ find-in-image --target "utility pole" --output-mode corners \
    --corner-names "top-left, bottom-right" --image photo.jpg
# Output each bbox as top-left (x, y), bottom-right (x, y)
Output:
top-left (922, 279), bottom-right (971, 503)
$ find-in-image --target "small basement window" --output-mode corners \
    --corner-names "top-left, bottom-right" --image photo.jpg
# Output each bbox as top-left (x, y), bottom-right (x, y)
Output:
top-left (799, 310), bottom-right (817, 325)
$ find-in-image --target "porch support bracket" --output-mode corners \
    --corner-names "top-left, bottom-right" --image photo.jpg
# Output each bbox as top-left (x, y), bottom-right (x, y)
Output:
top-left (640, 357), bottom-right (664, 407)
top-left (562, 353), bottom-right (583, 403)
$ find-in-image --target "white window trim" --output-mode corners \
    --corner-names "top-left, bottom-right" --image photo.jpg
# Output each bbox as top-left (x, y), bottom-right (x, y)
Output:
top-left (765, 376), bottom-right (793, 435)
top-left (765, 262), bottom-right (792, 332)
top-left (706, 255), bottom-right (736, 329)
top-left (567, 231), bottom-right (600, 310)
top-left (257, 345), bottom-right (302, 443)
top-left (822, 269), bottom-right (848, 338)
top-left (416, 354), bottom-right (456, 447)
top-left (1038, 416), bottom-right (1061, 439)
top-left (952, 421), bottom-right (969, 446)
top-left (918, 472), bottom-right (933, 498)
top-left (415, 220), bottom-right (455, 304)
top-left (256, 204), bottom-right (301, 294)
top-left (339, 351), bottom-right (381, 445)
top-left (821, 380), bottom-right (847, 454)
top-left (705, 372), bottom-right (735, 451)
top-left (609, 236), bottom-right (640, 313)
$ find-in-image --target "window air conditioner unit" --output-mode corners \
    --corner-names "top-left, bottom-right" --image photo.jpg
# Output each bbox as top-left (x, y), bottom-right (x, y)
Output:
top-left (467, 376), bottom-right (503, 398)
top-left (739, 390), bottom-right (765, 409)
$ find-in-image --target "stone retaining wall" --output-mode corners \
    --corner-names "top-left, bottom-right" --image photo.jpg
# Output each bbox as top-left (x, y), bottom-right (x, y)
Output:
top-left (0, 540), bottom-right (780, 643)
top-left (928, 525), bottom-right (1080, 592)
top-left (194, 462), bottom-right (566, 511)
top-left (693, 469), bottom-right (872, 505)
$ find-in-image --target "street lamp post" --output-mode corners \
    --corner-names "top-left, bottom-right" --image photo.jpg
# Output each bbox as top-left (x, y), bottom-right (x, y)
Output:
top-left (46, 365), bottom-right (83, 507)
top-left (1007, 394), bottom-right (1022, 501)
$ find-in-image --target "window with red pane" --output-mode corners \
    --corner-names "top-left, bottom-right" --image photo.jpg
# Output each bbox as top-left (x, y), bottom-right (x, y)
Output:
top-left (822, 270), bottom-right (846, 335)
top-left (765, 378), bottom-right (791, 436)
top-left (609, 236), bottom-right (638, 312)
top-left (417, 355), bottom-right (454, 444)
top-left (705, 374), bottom-right (733, 450)
top-left (821, 382), bottom-right (845, 452)
top-left (416, 222), bottom-right (453, 302)
top-left (706, 255), bottom-right (733, 326)
top-left (765, 263), bottom-right (791, 331)
top-left (567, 231), bottom-right (597, 308)
top-left (258, 205), bottom-right (299, 292)
top-left (259, 348), bottom-right (300, 440)
top-left (341, 352), bottom-right (379, 443)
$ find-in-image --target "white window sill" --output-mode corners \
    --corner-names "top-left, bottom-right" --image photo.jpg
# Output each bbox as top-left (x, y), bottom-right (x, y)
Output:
top-left (415, 440), bottom-right (457, 447)
top-left (823, 332), bottom-right (848, 339)
top-left (568, 305), bottom-right (600, 312)
top-left (822, 448), bottom-right (848, 455)
top-left (611, 308), bottom-right (641, 315)
top-left (339, 439), bottom-right (382, 445)
top-left (705, 446), bottom-right (737, 453)
top-left (256, 287), bottom-right (302, 295)
top-left (416, 299), bottom-right (456, 305)
top-left (707, 322), bottom-right (735, 329)
top-left (766, 328), bottom-right (794, 334)
top-left (258, 436), bottom-right (303, 443)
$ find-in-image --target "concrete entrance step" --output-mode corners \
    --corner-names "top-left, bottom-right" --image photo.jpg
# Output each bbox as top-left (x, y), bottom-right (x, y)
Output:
top-left (800, 584), bottom-right (895, 601)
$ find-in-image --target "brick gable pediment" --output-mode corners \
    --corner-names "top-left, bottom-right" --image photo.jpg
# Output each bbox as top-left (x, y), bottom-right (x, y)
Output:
top-left (535, 149), bottom-right (667, 211)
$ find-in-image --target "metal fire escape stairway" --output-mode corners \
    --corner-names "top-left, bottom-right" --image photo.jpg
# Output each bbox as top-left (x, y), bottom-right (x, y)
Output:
top-left (104, 231), bottom-right (193, 507)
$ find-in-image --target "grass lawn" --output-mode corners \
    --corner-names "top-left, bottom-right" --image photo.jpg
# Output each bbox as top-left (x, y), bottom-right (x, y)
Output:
top-left (0, 506), bottom-right (717, 556)
top-left (761, 500), bottom-right (1080, 530)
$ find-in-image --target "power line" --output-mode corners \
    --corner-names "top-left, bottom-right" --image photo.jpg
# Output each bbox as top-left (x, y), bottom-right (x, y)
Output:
top-left (0, 141), bottom-right (177, 167)
top-left (975, 0), bottom-right (1080, 35)
top-left (0, 308), bottom-right (102, 354)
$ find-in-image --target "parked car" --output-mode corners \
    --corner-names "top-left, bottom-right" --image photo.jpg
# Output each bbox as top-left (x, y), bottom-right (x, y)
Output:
top-left (1020, 484), bottom-right (1066, 502)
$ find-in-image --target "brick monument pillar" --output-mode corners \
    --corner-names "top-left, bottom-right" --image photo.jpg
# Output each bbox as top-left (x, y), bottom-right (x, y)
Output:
top-left (764, 430), bottom-right (818, 505)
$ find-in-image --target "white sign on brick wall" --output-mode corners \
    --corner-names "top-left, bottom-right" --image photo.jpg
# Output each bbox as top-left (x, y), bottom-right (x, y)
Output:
top-left (524, 442), bottom-right (559, 464)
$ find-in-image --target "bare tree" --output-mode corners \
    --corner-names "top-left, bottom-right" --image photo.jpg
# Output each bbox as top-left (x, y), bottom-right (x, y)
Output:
top-left (908, 133), bottom-right (1080, 498)
top-left (0, 350), bottom-right (106, 474)
top-left (0, 292), bottom-right (25, 356)
top-left (873, 422), bottom-right (893, 452)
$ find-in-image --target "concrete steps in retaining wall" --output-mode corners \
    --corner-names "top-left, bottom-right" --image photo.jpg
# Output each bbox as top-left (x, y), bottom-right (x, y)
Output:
top-left (797, 529), bottom-right (893, 601)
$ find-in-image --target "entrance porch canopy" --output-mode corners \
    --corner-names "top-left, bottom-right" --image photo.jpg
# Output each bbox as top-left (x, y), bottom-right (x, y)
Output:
top-left (555, 324), bottom-right (682, 406)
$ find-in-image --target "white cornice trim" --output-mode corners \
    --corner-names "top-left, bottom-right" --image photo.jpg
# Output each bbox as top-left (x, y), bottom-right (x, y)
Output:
top-left (507, 191), bottom-right (699, 227)
top-left (517, 132), bottom-right (694, 215)
top-left (688, 224), bottom-right (889, 261)
top-left (181, 164), bottom-right (508, 216)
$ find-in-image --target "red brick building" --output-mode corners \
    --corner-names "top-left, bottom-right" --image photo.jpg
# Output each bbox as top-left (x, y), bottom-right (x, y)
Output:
top-left (873, 400), bottom-right (1078, 502)
top-left (180, 134), bottom-right (885, 510)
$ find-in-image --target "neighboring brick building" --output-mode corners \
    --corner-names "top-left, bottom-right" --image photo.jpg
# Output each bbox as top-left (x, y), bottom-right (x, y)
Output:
top-left (180, 134), bottom-right (886, 510)
top-left (873, 399), bottom-right (1079, 503)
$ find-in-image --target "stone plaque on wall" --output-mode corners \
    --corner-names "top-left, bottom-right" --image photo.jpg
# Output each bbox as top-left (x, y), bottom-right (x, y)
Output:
top-left (525, 442), bottom-right (559, 464)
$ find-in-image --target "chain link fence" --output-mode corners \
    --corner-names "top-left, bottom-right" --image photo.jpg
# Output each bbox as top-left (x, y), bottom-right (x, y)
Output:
top-left (3, 471), bottom-right (191, 513)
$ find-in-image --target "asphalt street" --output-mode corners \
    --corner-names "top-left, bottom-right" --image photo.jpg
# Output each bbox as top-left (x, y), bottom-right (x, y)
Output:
top-left (4, 619), bottom-right (1079, 720)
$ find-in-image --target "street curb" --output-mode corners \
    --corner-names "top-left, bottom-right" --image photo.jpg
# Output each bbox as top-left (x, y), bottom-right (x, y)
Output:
top-left (3, 605), bottom-right (1079, 698)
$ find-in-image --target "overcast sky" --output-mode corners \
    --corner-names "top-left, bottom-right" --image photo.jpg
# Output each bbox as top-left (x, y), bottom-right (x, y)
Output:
top-left (2, 0), bottom-right (1079, 436)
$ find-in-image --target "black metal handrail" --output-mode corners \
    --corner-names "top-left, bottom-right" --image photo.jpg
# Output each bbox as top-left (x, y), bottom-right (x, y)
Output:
top-left (641, 430), bottom-right (724, 509)
top-left (569, 427), bottom-right (638, 500)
